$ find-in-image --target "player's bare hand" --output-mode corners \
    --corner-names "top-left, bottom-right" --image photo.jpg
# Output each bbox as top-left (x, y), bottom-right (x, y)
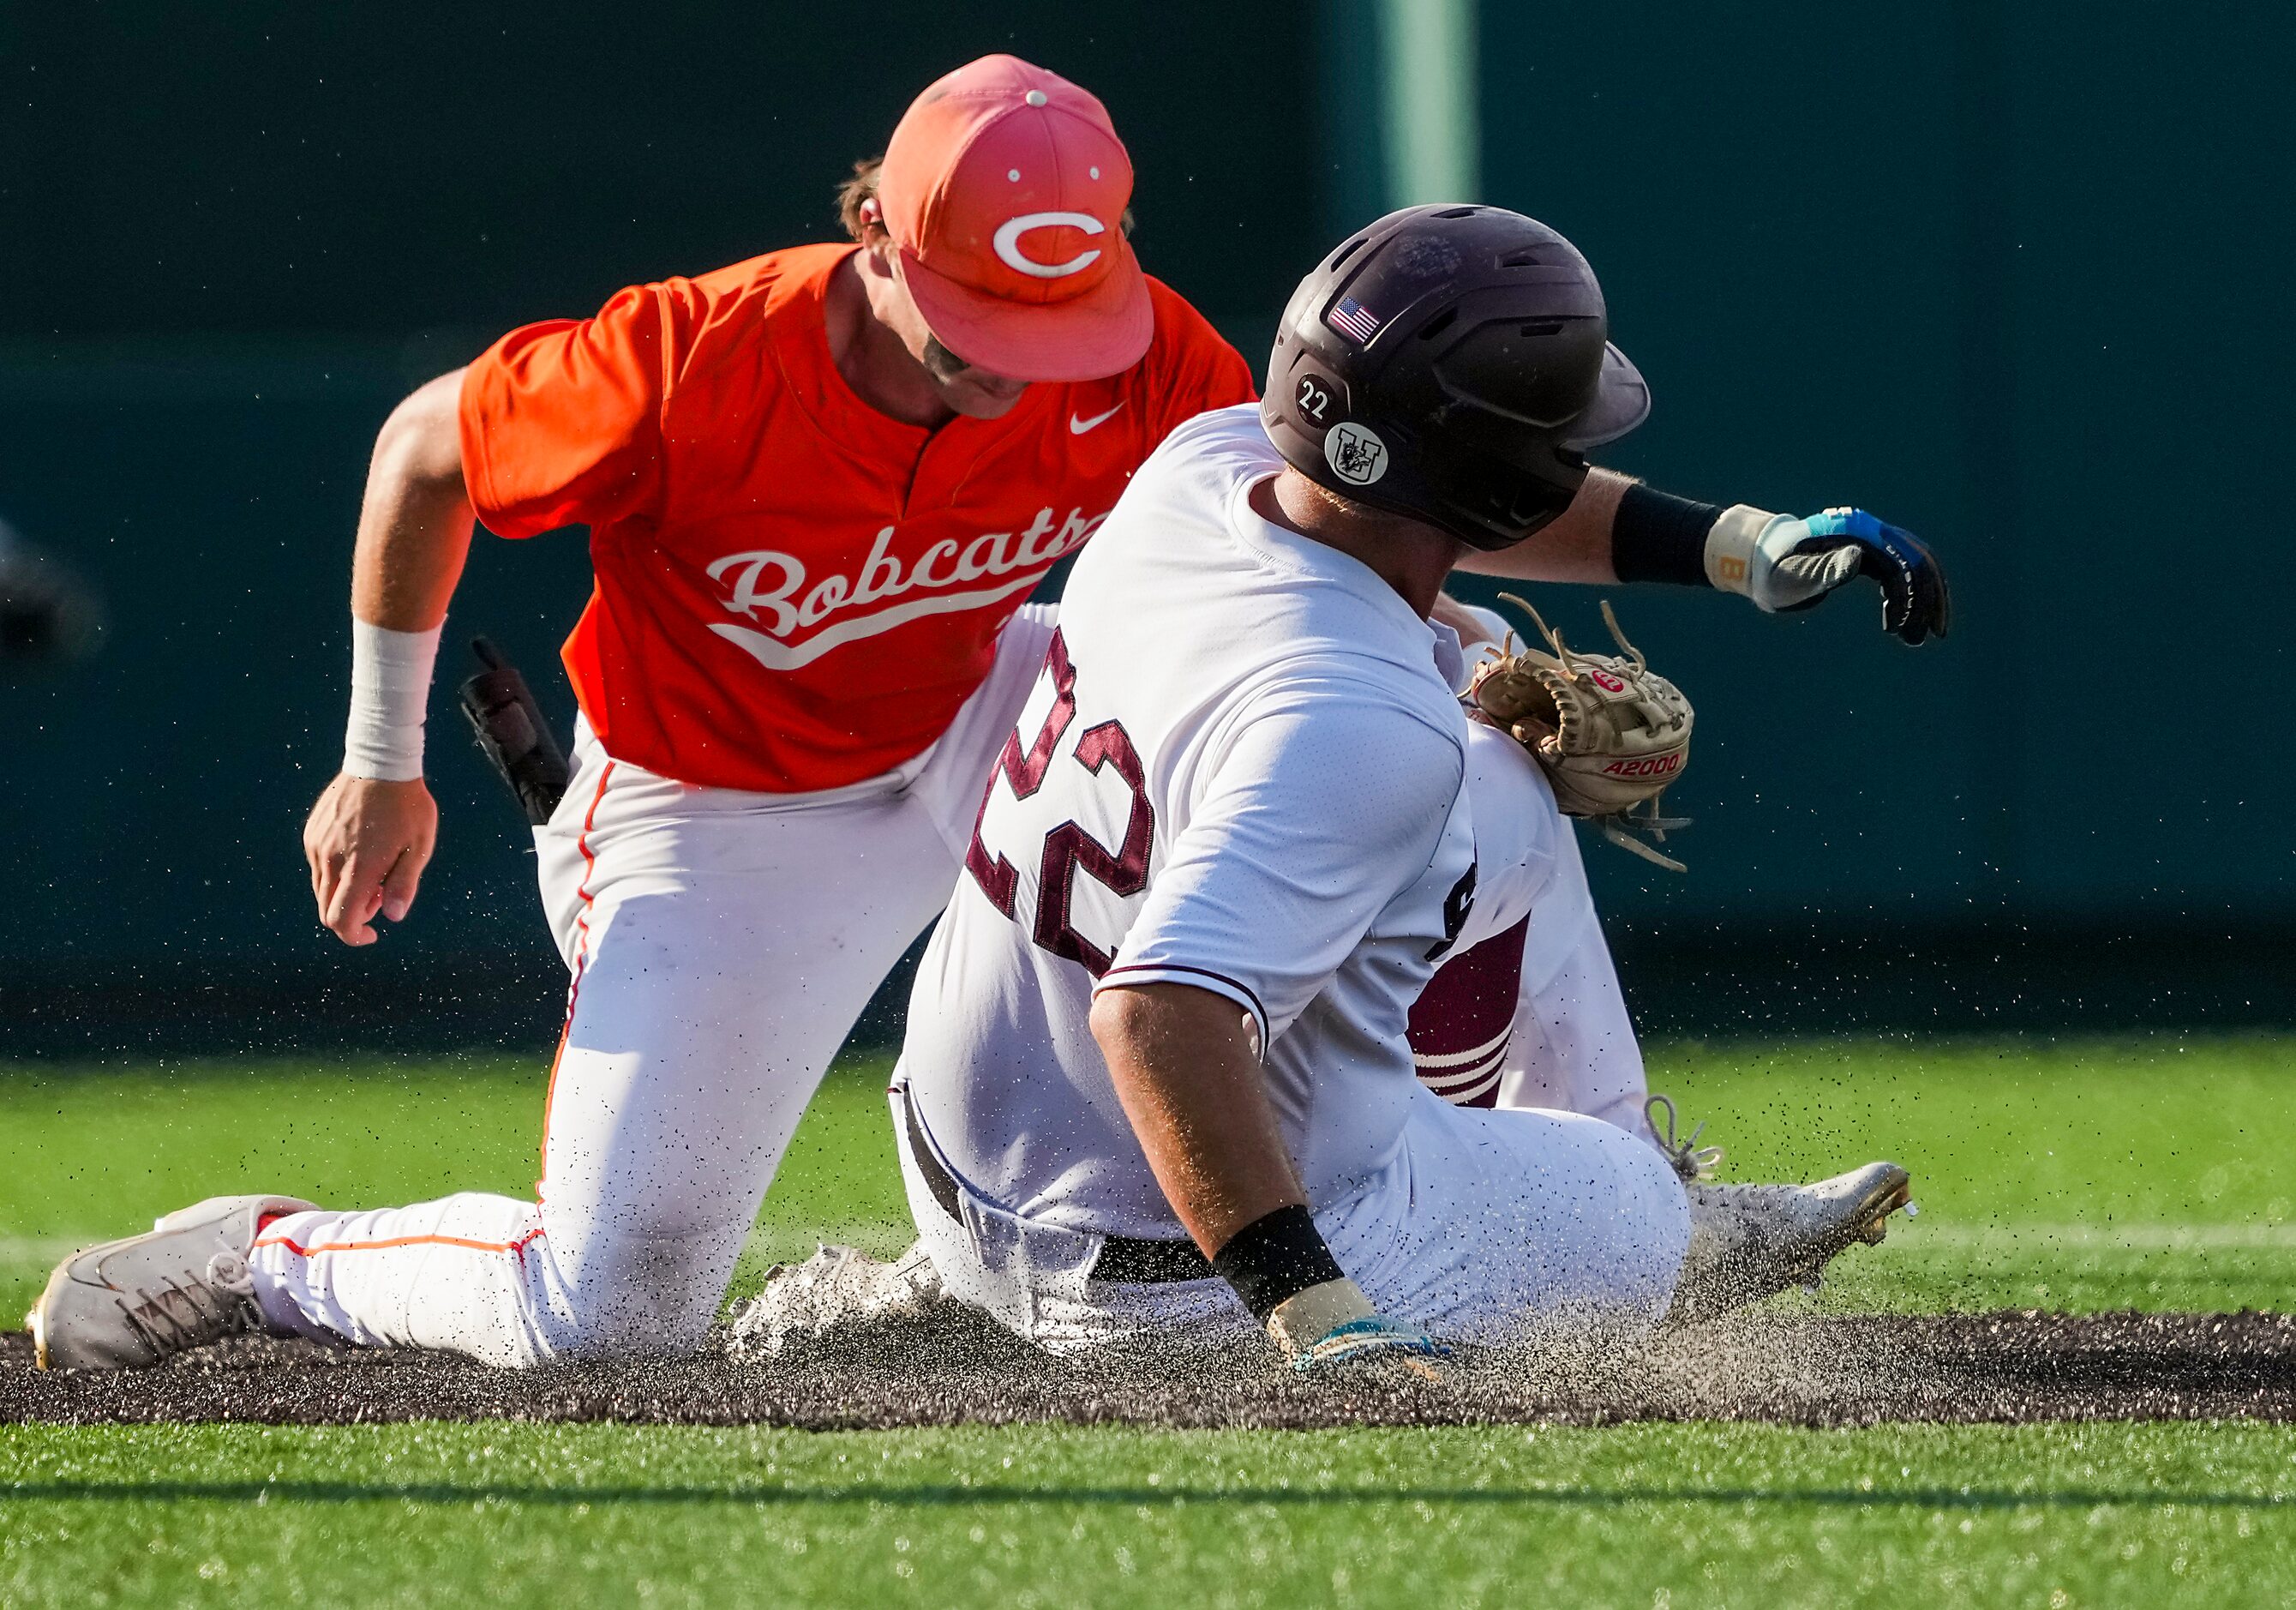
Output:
top-left (303, 773), bottom-right (438, 946)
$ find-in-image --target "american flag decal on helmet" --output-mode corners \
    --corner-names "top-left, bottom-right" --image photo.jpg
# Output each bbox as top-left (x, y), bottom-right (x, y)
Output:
top-left (1326, 296), bottom-right (1382, 345)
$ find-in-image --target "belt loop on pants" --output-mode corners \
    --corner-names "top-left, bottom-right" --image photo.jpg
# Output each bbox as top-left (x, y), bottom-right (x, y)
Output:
top-left (899, 1088), bottom-right (1215, 1285)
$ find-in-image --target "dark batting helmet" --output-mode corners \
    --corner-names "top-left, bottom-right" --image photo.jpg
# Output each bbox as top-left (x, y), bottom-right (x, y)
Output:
top-left (1262, 204), bottom-right (1651, 551)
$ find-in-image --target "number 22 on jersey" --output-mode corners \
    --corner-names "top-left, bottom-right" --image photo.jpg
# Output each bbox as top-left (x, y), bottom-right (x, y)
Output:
top-left (964, 629), bottom-right (1155, 976)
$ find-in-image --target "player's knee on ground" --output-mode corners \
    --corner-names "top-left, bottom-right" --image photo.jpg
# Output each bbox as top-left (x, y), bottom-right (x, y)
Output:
top-left (547, 1222), bottom-right (743, 1360)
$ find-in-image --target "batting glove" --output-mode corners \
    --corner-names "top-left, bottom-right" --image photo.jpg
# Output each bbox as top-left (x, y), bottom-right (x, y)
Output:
top-left (1705, 505), bottom-right (1952, 646)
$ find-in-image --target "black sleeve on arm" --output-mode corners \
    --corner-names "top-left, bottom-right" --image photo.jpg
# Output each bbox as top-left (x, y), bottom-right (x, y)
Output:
top-left (1211, 1203), bottom-right (1348, 1322)
top-left (1611, 483), bottom-right (1724, 587)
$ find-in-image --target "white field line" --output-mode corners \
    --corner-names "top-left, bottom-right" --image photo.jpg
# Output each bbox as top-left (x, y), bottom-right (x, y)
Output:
top-left (1894, 1223), bottom-right (2296, 1252)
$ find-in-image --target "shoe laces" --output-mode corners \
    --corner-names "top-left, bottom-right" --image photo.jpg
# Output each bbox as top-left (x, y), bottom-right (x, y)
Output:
top-left (1646, 1093), bottom-right (1725, 1183)
top-left (115, 1254), bottom-right (260, 1361)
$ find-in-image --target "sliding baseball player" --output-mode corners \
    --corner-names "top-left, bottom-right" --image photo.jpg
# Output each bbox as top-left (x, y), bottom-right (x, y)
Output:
top-left (873, 207), bottom-right (1917, 1365)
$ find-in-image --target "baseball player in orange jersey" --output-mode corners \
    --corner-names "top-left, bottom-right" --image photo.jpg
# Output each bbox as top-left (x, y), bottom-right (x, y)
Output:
top-left (31, 56), bottom-right (1947, 1369)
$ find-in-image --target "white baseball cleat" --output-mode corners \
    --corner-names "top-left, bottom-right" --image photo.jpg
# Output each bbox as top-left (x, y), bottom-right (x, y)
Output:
top-left (1665, 1162), bottom-right (1912, 1324)
top-left (27, 1193), bottom-right (317, 1371)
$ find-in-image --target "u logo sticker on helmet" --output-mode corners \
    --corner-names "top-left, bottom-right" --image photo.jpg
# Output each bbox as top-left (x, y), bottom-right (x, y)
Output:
top-left (992, 213), bottom-right (1106, 279)
top-left (1324, 421), bottom-right (1388, 486)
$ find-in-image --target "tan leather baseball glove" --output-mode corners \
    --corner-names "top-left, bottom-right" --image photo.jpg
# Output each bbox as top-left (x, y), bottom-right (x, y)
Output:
top-left (1464, 593), bottom-right (1693, 870)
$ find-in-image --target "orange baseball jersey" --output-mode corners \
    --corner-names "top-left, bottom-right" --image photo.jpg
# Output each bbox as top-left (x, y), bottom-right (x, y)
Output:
top-left (459, 243), bottom-right (1256, 794)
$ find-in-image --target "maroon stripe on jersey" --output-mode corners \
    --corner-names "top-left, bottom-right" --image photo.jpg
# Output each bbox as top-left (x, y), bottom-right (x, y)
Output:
top-left (1424, 1063), bottom-right (1504, 1107)
top-left (1409, 914), bottom-right (1530, 1109)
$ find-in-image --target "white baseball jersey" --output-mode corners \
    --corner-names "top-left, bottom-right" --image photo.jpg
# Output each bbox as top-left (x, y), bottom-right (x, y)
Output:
top-left (902, 405), bottom-right (1484, 1238)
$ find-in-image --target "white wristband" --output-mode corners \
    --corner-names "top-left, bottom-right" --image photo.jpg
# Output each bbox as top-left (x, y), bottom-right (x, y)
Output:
top-left (1266, 1277), bottom-right (1378, 1359)
top-left (343, 619), bottom-right (441, 782)
top-left (1701, 504), bottom-right (1780, 598)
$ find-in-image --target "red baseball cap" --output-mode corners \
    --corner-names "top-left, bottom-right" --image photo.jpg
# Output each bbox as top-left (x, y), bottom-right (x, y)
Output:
top-left (878, 55), bottom-right (1154, 383)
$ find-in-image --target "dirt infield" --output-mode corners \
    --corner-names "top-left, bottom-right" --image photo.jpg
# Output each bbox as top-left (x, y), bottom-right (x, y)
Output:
top-left (8, 1310), bottom-right (2296, 1428)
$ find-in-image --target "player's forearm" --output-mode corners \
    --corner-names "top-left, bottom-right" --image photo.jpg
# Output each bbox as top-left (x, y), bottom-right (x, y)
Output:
top-left (1452, 467), bottom-right (1761, 590)
top-left (350, 369), bottom-right (476, 631)
top-left (1088, 982), bottom-right (1307, 1256)
top-left (338, 369), bottom-right (472, 784)
top-left (1453, 466), bottom-right (1632, 584)
top-left (1092, 982), bottom-right (1426, 1363)
top-left (1453, 472), bottom-right (1950, 646)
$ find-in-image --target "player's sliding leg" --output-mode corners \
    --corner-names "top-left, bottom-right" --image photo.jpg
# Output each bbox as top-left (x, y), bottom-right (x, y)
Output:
top-left (1409, 724), bottom-right (1653, 1136)
top-left (889, 1075), bottom-right (1691, 1354)
top-left (1358, 1097), bottom-right (1908, 1337)
top-left (889, 1069), bottom-right (1904, 1356)
top-left (1491, 791), bottom-right (1652, 1133)
top-left (1336, 1092), bottom-right (1690, 1343)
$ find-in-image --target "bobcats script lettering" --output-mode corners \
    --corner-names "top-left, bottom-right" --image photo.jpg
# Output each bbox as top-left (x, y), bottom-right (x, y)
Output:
top-left (704, 506), bottom-right (1107, 672)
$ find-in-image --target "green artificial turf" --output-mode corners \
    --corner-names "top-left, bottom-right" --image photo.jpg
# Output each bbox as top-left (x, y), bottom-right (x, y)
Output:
top-left (4, 1036), bottom-right (2293, 1321)
top-left (9, 1420), bottom-right (2296, 1608)
top-left (1664, 1035), bottom-right (2296, 1314)
top-left (8, 1037), bottom-right (2296, 1607)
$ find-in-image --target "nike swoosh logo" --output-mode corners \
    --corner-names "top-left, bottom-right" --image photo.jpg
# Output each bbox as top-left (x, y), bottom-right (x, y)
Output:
top-left (1070, 402), bottom-right (1125, 436)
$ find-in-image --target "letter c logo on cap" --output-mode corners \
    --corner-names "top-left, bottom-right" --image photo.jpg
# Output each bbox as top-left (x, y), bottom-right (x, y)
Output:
top-left (992, 212), bottom-right (1106, 279)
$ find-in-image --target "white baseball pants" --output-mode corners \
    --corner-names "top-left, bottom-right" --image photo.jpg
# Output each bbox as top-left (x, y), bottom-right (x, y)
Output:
top-left (249, 609), bottom-right (1063, 1367)
top-left (894, 1081), bottom-right (1690, 1354)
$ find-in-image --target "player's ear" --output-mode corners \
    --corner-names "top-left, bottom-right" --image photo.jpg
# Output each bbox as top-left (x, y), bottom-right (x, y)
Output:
top-left (856, 202), bottom-right (902, 269)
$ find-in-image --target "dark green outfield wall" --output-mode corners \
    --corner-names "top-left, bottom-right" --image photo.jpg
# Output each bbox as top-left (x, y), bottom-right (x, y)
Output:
top-left (1451, 1), bottom-right (2293, 928)
top-left (0, 3), bottom-right (2287, 1048)
top-left (0, 3), bottom-right (1324, 337)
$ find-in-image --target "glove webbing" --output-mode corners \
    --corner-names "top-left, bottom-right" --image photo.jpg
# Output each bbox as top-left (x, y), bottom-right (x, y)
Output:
top-left (1493, 593), bottom-right (1691, 872)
